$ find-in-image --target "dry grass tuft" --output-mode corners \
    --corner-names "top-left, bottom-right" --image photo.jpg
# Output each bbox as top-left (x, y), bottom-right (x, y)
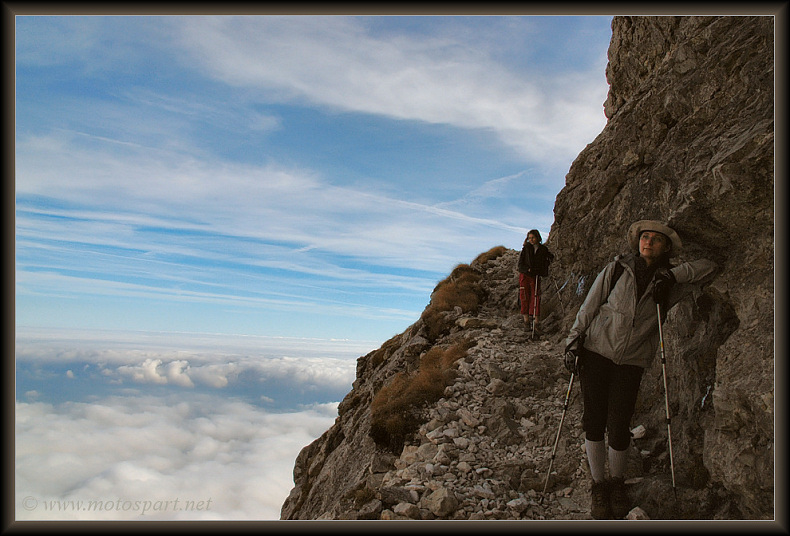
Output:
top-left (369, 340), bottom-right (473, 453)
top-left (367, 333), bottom-right (403, 369)
top-left (473, 245), bottom-right (508, 266)
top-left (421, 263), bottom-right (485, 341)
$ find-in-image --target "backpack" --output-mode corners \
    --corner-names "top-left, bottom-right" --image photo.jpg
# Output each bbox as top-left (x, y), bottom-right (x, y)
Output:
top-left (565, 260), bottom-right (625, 354)
top-left (607, 260), bottom-right (625, 300)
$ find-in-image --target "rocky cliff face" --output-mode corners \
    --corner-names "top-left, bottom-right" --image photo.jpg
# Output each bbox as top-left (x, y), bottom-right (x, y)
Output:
top-left (548, 15), bottom-right (774, 519)
top-left (280, 16), bottom-right (774, 521)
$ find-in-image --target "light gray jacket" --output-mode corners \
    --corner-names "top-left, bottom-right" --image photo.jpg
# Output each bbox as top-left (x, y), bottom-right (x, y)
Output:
top-left (566, 253), bottom-right (718, 369)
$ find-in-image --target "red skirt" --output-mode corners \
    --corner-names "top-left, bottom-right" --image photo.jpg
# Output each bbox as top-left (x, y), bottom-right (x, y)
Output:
top-left (519, 273), bottom-right (541, 316)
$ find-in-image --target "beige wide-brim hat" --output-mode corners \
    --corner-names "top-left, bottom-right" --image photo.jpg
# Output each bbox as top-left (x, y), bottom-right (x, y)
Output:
top-left (628, 220), bottom-right (682, 256)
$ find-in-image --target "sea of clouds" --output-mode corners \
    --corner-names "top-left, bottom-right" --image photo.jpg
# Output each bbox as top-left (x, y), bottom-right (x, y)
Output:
top-left (15, 328), bottom-right (377, 520)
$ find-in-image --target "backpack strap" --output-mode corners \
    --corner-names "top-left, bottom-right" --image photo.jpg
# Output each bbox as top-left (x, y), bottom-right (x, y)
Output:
top-left (607, 260), bottom-right (625, 300)
top-left (568, 261), bottom-right (625, 355)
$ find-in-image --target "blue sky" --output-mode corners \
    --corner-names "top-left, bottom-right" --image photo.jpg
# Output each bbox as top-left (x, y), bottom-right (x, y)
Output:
top-left (15, 14), bottom-right (612, 342)
top-left (14, 14), bottom-right (614, 520)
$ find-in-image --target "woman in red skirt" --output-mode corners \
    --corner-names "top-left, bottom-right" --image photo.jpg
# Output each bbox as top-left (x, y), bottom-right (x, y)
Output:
top-left (517, 229), bottom-right (553, 331)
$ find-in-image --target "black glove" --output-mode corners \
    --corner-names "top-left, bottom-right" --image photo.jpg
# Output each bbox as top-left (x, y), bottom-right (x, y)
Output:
top-left (564, 349), bottom-right (579, 375)
top-left (563, 336), bottom-right (583, 375)
top-left (652, 268), bottom-right (676, 305)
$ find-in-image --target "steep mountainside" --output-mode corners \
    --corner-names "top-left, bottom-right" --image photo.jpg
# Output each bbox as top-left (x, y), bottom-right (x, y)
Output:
top-left (280, 16), bottom-right (774, 521)
top-left (547, 15), bottom-right (774, 519)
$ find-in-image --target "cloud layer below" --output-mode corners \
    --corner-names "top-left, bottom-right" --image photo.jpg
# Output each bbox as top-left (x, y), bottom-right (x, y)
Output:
top-left (15, 328), bottom-right (373, 520)
top-left (16, 394), bottom-right (337, 520)
top-left (16, 328), bottom-right (370, 407)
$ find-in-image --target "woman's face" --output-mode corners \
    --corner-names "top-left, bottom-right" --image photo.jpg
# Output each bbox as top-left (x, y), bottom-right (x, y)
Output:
top-left (527, 233), bottom-right (538, 245)
top-left (639, 231), bottom-right (670, 264)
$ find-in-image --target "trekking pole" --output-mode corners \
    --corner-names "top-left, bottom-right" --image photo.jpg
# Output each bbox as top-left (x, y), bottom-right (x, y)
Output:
top-left (542, 353), bottom-right (578, 496)
top-left (656, 302), bottom-right (677, 495)
top-left (551, 276), bottom-right (566, 316)
top-left (532, 275), bottom-right (539, 340)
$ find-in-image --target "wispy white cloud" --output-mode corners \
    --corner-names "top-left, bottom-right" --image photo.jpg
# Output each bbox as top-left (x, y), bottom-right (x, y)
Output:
top-left (16, 130), bottom-right (523, 271)
top-left (15, 268), bottom-right (423, 329)
top-left (15, 327), bottom-right (379, 357)
top-left (15, 15), bottom-right (610, 339)
top-left (15, 129), bottom-right (528, 326)
top-left (176, 16), bottom-right (608, 165)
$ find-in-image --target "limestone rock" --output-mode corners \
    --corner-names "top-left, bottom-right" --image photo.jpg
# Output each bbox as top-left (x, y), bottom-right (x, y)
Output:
top-left (626, 506), bottom-right (651, 520)
top-left (281, 15), bottom-right (773, 522)
top-left (421, 487), bottom-right (459, 517)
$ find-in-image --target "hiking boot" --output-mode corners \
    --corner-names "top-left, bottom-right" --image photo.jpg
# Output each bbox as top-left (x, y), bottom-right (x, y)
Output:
top-left (608, 477), bottom-right (629, 519)
top-left (590, 480), bottom-right (610, 520)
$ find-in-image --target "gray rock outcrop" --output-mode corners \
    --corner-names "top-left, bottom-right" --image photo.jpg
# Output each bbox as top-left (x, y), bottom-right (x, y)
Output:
top-left (548, 15), bottom-right (774, 519)
top-left (280, 15), bottom-right (774, 521)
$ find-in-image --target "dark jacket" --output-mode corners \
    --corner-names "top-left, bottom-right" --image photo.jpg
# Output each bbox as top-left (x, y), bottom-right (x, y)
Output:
top-left (518, 242), bottom-right (554, 277)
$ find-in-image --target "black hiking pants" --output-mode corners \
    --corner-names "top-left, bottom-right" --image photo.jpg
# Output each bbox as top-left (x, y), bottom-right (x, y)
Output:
top-left (579, 348), bottom-right (644, 451)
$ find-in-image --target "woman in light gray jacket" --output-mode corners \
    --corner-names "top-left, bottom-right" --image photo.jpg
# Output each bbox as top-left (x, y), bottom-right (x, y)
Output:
top-left (564, 220), bottom-right (717, 519)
